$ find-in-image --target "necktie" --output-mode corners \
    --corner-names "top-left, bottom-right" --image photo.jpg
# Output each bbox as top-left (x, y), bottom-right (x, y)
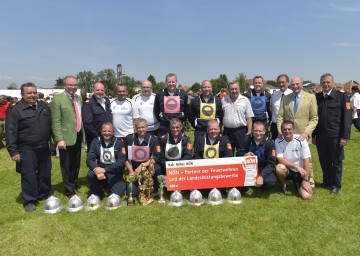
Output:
top-left (293, 95), bottom-right (299, 114)
top-left (72, 95), bottom-right (81, 132)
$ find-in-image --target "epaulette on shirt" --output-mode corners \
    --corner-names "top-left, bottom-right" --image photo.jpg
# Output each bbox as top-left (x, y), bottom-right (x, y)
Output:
top-left (85, 99), bottom-right (90, 103)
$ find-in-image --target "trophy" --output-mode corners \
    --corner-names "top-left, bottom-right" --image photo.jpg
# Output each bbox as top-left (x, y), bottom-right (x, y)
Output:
top-left (123, 174), bottom-right (138, 206)
top-left (157, 175), bottom-right (166, 204)
top-left (137, 160), bottom-right (155, 205)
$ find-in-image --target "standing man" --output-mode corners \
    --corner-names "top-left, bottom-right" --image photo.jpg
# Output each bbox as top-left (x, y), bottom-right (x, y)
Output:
top-left (6, 83), bottom-right (52, 211)
top-left (51, 75), bottom-right (83, 198)
top-left (111, 84), bottom-right (134, 139)
top-left (270, 74), bottom-right (292, 140)
top-left (0, 95), bottom-right (10, 149)
top-left (154, 73), bottom-right (189, 136)
top-left (277, 76), bottom-right (318, 187)
top-left (246, 76), bottom-right (272, 133)
top-left (350, 86), bottom-right (360, 131)
top-left (222, 81), bottom-right (254, 156)
top-left (313, 73), bottom-right (352, 195)
top-left (188, 80), bottom-right (223, 142)
top-left (82, 82), bottom-right (112, 151)
top-left (275, 121), bottom-right (313, 200)
top-left (132, 80), bottom-right (160, 135)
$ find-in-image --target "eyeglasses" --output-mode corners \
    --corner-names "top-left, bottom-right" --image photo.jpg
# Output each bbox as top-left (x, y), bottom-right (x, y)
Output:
top-left (65, 84), bottom-right (78, 87)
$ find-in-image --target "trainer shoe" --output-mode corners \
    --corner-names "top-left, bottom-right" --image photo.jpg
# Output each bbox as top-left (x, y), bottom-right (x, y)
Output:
top-left (277, 184), bottom-right (286, 195)
top-left (24, 203), bottom-right (36, 212)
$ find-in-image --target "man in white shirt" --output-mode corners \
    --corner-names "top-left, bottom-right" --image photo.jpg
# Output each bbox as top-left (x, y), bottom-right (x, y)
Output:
top-left (270, 74), bottom-right (292, 140)
top-left (275, 120), bottom-right (313, 200)
top-left (132, 80), bottom-right (159, 135)
top-left (350, 85), bottom-right (360, 131)
top-left (111, 84), bottom-right (134, 139)
top-left (222, 81), bottom-right (254, 156)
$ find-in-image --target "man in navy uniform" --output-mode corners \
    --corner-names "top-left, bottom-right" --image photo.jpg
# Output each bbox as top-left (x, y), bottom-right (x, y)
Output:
top-left (6, 82), bottom-right (52, 212)
top-left (154, 73), bottom-right (189, 136)
top-left (313, 73), bottom-right (352, 195)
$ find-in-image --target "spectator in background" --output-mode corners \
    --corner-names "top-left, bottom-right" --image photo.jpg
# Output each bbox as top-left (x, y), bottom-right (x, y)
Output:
top-left (0, 95), bottom-right (10, 149)
top-left (217, 87), bottom-right (228, 100)
top-left (350, 85), bottom-right (360, 131)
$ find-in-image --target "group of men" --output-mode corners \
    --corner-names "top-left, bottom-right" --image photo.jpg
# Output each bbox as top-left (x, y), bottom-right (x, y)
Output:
top-left (5, 72), bottom-right (353, 212)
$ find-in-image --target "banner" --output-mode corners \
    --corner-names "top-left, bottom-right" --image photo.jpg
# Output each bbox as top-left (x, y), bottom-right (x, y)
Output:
top-left (166, 156), bottom-right (258, 191)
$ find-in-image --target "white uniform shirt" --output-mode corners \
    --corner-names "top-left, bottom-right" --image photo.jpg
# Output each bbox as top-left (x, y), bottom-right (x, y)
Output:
top-left (350, 92), bottom-right (360, 119)
top-left (132, 93), bottom-right (160, 131)
top-left (221, 94), bottom-right (254, 128)
top-left (275, 135), bottom-right (311, 172)
top-left (270, 88), bottom-right (292, 123)
top-left (111, 98), bottom-right (134, 137)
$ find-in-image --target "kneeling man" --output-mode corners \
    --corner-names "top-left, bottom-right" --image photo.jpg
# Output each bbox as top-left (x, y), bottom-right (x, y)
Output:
top-left (87, 122), bottom-right (131, 198)
top-left (275, 120), bottom-right (313, 199)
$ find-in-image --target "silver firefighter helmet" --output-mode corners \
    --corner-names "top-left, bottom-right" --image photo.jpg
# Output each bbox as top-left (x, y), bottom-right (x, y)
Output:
top-left (44, 195), bottom-right (63, 214)
top-left (105, 193), bottom-right (122, 210)
top-left (206, 188), bottom-right (224, 205)
top-left (227, 187), bottom-right (243, 205)
top-left (168, 190), bottom-right (184, 206)
top-left (86, 194), bottom-right (101, 211)
top-left (67, 194), bottom-right (84, 212)
top-left (188, 189), bottom-right (204, 206)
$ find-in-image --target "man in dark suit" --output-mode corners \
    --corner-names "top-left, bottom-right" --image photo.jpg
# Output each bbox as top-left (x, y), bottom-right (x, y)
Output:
top-left (313, 73), bottom-right (352, 195)
top-left (51, 75), bottom-right (83, 198)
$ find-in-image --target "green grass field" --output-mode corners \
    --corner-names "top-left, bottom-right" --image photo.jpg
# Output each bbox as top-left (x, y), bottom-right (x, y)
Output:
top-left (1, 128), bottom-right (360, 256)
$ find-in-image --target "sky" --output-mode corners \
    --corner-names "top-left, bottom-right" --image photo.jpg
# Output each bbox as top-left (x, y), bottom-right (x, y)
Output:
top-left (1, 0), bottom-right (360, 89)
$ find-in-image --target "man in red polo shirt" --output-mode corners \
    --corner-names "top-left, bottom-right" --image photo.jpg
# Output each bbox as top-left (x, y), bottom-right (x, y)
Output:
top-left (0, 95), bottom-right (10, 149)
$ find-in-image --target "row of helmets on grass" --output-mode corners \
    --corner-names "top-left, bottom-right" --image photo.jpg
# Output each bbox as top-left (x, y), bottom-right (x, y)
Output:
top-left (43, 188), bottom-right (243, 214)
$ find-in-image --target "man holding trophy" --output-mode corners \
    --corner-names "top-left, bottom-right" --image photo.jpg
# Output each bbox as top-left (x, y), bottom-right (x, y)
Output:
top-left (124, 118), bottom-right (162, 205)
top-left (86, 122), bottom-right (133, 198)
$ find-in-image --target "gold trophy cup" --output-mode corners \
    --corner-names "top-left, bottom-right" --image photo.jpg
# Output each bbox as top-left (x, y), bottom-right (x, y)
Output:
top-left (123, 174), bottom-right (138, 206)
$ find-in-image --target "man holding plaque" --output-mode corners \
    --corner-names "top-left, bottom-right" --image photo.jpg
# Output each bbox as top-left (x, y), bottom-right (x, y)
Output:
top-left (154, 73), bottom-right (189, 136)
top-left (193, 119), bottom-right (233, 159)
top-left (159, 118), bottom-right (193, 174)
top-left (188, 80), bottom-right (223, 143)
top-left (87, 122), bottom-right (133, 198)
top-left (244, 121), bottom-right (277, 191)
top-left (124, 118), bottom-right (162, 178)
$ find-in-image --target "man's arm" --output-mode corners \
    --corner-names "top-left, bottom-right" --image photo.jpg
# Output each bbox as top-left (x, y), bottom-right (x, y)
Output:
top-left (5, 107), bottom-right (19, 158)
top-left (82, 101), bottom-right (98, 140)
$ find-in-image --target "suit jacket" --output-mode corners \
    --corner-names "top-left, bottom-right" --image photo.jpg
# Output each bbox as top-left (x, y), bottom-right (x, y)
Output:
top-left (51, 92), bottom-right (83, 146)
top-left (277, 91), bottom-right (318, 143)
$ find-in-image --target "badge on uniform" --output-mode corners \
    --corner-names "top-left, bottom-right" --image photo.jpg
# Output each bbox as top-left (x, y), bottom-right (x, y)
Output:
top-left (164, 96), bottom-right (180, 113)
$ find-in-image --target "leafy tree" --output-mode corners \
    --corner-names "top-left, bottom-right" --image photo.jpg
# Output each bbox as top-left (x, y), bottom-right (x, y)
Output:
top-left (77, 71), bottom-right (95, 93)
top-left (121, 75), bottom-right (140, 95)
top-left (153, 82), bottom-right (165, 93)
top-left (190, 82), bottom-right (201, 93)
top-left (236, 72), bottom-right (250, 92)
top-left (354, 81), bottom-right (359, 85)
top-left (7, 83), bottom-right (18, 89)
top-left (95, 69), bottom-right (117, 96)
top-left (266, 80), bottom-right (278, 87)
top-left (303, 80), bottom-right (312, 84)
top-left (147, 74), bottom-right (156, 86)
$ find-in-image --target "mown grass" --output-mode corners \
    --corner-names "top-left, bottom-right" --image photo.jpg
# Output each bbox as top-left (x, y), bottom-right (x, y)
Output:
top-left (1, 128), bottom-right (360, 256)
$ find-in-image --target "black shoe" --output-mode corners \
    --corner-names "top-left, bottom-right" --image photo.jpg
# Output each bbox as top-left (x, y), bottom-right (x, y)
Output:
top-left (24, 203), bottom-right (36, 212)
top-left (277, 184), bottom-right (286, 195)
top-left (330, 187), bottom-right (340, 195)
top-left (321, 182), bottom-right (330, 188)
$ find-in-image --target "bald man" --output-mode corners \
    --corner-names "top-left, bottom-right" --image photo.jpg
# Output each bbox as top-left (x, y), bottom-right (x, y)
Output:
top-left (82, 82), bottom-right (113, 151)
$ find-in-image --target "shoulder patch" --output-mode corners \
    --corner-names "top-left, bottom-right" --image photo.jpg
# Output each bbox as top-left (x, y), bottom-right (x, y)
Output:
top-left (122, 147), bottom-right (126, 154)
top-left (10, 102), bottom-right (18, 108)
top-left (85, 99), bottom-right (90, 103)
top-left (272, 149), bottom-right (276, 157)
top-left (187, 98), bottom-right (191, 105)
top-left (227, 143), bottom-right (232, 150)
top-left (187, 143), bottom-right (193, 150)
top-left (161, 134), bottom-right (167, 138)
top-left (156, 145), bottom-right (161, 152)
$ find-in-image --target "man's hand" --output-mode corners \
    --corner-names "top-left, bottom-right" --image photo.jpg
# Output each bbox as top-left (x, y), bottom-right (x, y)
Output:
top-left (255, 176), bottom-right (264, 187)
top-left (11, 154), bottom-right (21, 163)
top-left (339, 138), bottom-right (348, 147)
top-left (245, 152), bottom-right (255, 156)
top-left (94, 167), bottom-right (106, 180)
top-left (57, 140), bottom-right (66, 150)
top-left (296, 166), bottom-right (308, 179)
top-left (277, 133), bottom-right (284, 140)
top-left (299, 132), bottom-right (309, 141)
